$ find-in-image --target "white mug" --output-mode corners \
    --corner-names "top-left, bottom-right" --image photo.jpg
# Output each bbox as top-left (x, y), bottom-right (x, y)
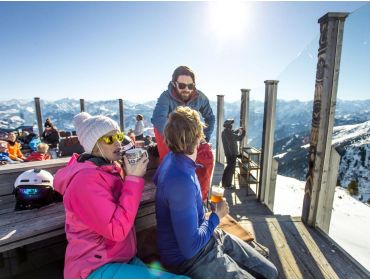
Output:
top-left (125, 148), bottom-right (148, 165)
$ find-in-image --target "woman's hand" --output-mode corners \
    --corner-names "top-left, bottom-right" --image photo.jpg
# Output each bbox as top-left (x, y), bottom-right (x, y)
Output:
top-left (123, 155), bottom-right (149, 177)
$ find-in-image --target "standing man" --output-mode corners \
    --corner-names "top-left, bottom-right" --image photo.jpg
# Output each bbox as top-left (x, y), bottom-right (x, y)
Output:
top-left (221, 119), bottom-right (245, 189)
top-left (151, 66), bottom-right (215, 201)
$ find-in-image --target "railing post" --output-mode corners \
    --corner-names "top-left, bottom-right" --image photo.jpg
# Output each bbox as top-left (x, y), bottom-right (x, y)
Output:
top-left (80, 99), bottom-right (85, 112)
top-left (118, 99), bottom-right (124, 132)
top-left (34, 97), bottom-right (43, 136)
top-left (216, 95), bottom-right (225, 164)
top-left (302, 13), bottom-right (348, 227)
top-left (266, 159), bottom-right (279, 212)
top-left (259, 80), bottom-right (278, 203)
top-left (316, 147), bottom-right (341, 233)
top-left (239, 89), bottom-right (250, 153)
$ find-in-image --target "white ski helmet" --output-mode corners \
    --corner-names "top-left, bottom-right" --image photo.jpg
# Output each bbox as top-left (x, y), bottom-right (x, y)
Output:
top-left (14, 169), bottom-right (54, 188)
top-left (14, 169), bottom-right (55, 210)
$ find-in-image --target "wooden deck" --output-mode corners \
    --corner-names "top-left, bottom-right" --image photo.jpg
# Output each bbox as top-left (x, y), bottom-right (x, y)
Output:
top-left (212, 162), bottom-right (370, 279)
top-left (9, 161), bottom-right (370, 278)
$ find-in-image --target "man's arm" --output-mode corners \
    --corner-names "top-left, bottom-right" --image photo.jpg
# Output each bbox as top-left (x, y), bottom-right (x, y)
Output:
top-left (199, 95), bottom-right (215, 142)
top-left (232, 128), bottom-right (246, 141)
top-left (167, 175), bottom-right (219, 259)
top-left (151, 92), bottom-right (171, 135)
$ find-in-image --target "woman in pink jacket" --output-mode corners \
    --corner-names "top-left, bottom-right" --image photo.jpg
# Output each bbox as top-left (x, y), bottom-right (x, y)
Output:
top-left (54, 112), bottom-right (185, 279)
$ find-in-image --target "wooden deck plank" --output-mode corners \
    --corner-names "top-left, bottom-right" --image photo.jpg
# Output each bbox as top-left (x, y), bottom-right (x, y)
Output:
top-left (212, 162), bottom-right (370, 278)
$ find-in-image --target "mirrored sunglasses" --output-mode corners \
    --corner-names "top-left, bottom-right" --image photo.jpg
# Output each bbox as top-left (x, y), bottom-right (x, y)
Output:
top-left (99, 132), bottom-right (125, 145)
top-left (176, 82), bottom-right (195, 90)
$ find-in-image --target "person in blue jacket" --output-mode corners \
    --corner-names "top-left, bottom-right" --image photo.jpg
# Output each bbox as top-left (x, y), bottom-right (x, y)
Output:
top-left (151, 66), bottom-right (215, 202)
top-left (154, 106), bottom-right (278, 279)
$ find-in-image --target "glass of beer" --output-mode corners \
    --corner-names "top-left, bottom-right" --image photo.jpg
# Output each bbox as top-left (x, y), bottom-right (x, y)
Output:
top-left (211, 186), bottom-right (224, 203)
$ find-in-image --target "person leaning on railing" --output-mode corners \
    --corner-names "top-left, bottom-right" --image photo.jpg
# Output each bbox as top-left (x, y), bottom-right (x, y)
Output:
top-left (151, 65), bottom-right (215, 202)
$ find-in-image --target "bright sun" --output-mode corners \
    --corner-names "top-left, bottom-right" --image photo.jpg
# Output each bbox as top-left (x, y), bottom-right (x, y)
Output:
top-left (208, 1), bottom-right (250, 41)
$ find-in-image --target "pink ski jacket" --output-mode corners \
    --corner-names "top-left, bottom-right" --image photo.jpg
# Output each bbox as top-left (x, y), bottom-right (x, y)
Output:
top-left (54, 154), bottom-right (145, 278)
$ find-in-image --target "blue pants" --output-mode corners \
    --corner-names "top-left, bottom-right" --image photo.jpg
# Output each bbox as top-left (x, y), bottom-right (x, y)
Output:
top-left (88, 257), bottom-right (189, 279)
top-left (169, 229), bottom-right (278, 279)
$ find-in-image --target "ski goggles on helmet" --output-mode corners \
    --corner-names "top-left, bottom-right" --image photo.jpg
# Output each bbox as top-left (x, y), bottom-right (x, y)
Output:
top-left (99, 132), bottom-right (125, 145)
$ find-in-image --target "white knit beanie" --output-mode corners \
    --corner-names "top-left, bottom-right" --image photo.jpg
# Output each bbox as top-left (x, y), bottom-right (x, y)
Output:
top-left (73, 112), bottom-right (120, 154)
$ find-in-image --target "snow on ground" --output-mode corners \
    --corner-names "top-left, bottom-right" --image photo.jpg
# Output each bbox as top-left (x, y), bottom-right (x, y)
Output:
top-left (273, 175), bottom-right (370, 272)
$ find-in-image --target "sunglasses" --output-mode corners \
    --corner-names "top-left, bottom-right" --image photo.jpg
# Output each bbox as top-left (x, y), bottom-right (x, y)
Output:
top-left (176, 82), bottom-right (195, 90)
top-left (99, 132), bottom-right (124, 145)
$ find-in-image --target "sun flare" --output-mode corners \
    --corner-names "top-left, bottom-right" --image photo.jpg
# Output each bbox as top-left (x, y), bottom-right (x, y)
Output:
top-left (208, 1), bottom-right (251, 41)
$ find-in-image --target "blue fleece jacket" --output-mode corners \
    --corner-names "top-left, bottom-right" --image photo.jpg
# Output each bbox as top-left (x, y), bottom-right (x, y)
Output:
top-left (154, 152), bottom-right (220, 266)
top-left (151, 82), bottom-right (215, 142)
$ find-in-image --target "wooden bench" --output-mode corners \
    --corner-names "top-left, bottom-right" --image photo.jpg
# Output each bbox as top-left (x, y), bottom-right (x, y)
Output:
top-left (0, 155), bottom-right (159, 277)
top-left (0, 154), bottom-right (263, 277)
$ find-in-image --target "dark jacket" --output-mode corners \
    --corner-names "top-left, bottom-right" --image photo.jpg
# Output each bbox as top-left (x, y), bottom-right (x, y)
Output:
top-left (151, 82), bottom-right (215, 142)
top-left (221, 128), bottom-right (245, 157)
top-left (42, 129), bottom-right (60, 148)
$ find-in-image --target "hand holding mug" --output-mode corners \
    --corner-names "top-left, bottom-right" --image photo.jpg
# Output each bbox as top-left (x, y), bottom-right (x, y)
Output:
top-left (123, 154), bottom-right (148, 178)
top-left (211, 199), bottom-right (229, 220)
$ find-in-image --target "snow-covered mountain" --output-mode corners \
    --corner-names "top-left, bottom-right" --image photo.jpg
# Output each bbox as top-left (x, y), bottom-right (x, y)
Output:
top-left (275, 120), bottom-right (370, 203)
top-left (1, 98), bottom-right (369, 147)
top-left (1, 98), bottom-right (369, 203)
top-left (0, 98), bottom-right (155, 135)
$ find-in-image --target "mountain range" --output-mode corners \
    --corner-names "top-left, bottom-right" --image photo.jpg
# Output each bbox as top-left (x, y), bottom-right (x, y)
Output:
top-left (0, 98), bottom-right (369, 203)
top-left (274, 120), bottom-right (370, 203)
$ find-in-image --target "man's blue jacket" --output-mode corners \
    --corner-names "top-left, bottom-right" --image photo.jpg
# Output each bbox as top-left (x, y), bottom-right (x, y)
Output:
top-left (151, 82), bottom-right (215, 142)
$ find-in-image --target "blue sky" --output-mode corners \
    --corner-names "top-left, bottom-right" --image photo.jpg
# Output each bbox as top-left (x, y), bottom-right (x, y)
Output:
top-left (0, 1), bottom-right (368, 102)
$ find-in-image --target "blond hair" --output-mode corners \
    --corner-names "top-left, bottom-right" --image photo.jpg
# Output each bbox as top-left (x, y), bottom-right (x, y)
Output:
top-left (37, 143), bottom-right (49, 154)
top-left (164, 106), bottom-right (205, 155)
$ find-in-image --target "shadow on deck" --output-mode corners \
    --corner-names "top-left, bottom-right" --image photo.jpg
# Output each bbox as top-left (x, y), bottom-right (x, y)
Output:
top-left (212, 162), bottom-right (370, 278)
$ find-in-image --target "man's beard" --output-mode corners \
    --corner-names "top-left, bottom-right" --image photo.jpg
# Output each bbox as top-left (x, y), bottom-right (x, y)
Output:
top-left (179, 91), bottom-right (191, 102)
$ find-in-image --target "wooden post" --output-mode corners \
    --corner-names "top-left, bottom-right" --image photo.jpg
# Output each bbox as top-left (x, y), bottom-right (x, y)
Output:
top-left (216, 95), bottom-right (225, 164)
top-left (80, 99), bottom-right (85, 112)
top-left (266, 159), bottom-right (279, 212)
top-left (302, 13), bottom-right (348, 227)
top-left (34, 97), bottom-right (43, 136)
top-left (316, 147), bottom-right (341, 233)
top-left (259, 80), bottom-right (278, 202)
top-left (239, 89), bottom-right (250, 154)
top-left (118, 99), bottom-right (124, 132)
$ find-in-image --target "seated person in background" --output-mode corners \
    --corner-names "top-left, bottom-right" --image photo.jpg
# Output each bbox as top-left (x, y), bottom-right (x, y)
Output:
top-left (0, 140), bottom-right (18, 164)
top-left (144, 135), bottom-right (154, 146)
top-left (27, 133), bottom-right (42, 152)
top-left (25, 143), bottom-right (52, 162)
top-left (7, 132), bottom-right (26, 162)
top-left (154, 106), bottom-right (278, 279)
top-left (42, 118), bottom-right (60, 159)
top-left (127, 129), bottom-right (136, 144)
top-left (53, 112), bottom-right (185, 279)
top-left (134, 114), bottom-right (145, 141)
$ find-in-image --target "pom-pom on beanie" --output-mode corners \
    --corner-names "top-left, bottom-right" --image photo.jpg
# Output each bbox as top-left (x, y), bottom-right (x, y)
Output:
top-left (73, 112), bottom-right (120, 154)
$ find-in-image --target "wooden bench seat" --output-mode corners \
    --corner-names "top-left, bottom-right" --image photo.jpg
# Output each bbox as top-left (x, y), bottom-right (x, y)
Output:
top-left (0, 168), bottom-right (158, 253)
top-left (0, 154), bottom-right (160, 277)
top-left (0, 158), bottom-right (71, 196)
